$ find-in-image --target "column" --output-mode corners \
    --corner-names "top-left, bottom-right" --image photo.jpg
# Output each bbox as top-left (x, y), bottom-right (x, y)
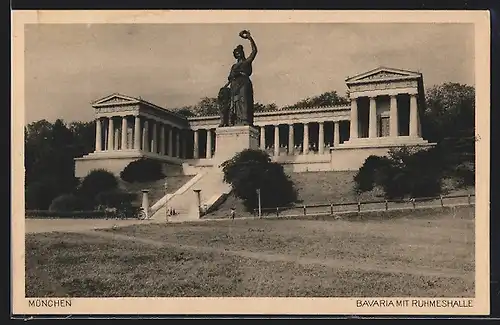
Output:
top-left (121, 116), bottom-right (127, 150)
top-left (369, 97), bottom-right (377, 138)
top-left (142, 120), bottom-right (150, 152)
top-left (134, 116), bottom-right (141, 150)
top-left (182, 130), bottom-right (188, 158)
top-left (409, 94), bottom-right (418, 137)
top-left (349, 98), bottom-right (358, 139)
top-left (206, 129), bottom-right (212, 159)
top-left (288, 124), bottom-right (294, 155)
top-left (389, 95), bottom-right (399, 137)
top-left (175, 129), bottom-right (181, 157)
top-left (193, 129), bottom-right (199, 159)
top-left (95, 118), bottom-right (102, 151)
top-left (274, 125), bottom-right (280, 156)
top-left (107, 117), bottom-right (114, 151)
top-left (260, 126), bottom-right (266, 150)
top-left (303, 123), bottom-right (309, 154)
top-left (333, 121), bottom-right (340, 146)
top-left (159, 123), bottom-right (166, 155)
top-left (318, 122), bottom-right (325, 154)
top-left (114, 128), bottom-right (120, 150)
top-left (167, 125), bottom-right (173, 157)
top-left (150, 121), bottom-right (157, 153)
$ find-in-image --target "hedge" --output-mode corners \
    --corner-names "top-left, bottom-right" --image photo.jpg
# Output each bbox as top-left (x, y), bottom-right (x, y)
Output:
top-left (25, 210), bottom-right (107, 219)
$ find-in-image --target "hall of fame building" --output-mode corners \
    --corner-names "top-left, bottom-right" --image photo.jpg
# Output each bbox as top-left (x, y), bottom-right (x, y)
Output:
top-left (74, 66), bottom-right (433, 219)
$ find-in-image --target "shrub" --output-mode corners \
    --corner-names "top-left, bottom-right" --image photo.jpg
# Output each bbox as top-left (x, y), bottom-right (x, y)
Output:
top-left (120, 158), bottom-right (165, 183)
top-left (49, 194), bottom-right (87, 212)
top-left (26, 210), bottom-right (107, 219)
top-left (353, 155), bottom-right (389, 193)
top-left (221, 149), bottom-right (298, 211)
top-left (25, 181), bottom-right (58, 210)
top-left (78, 169), bottom-right (118, 202)
top-left (354, 146), bottom-right (444, 200)
top-left (95, 189), bottom-right (137, 209)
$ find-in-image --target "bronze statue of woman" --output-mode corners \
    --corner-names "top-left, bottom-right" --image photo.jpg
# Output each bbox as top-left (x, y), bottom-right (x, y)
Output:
top-left (227, 30), bottom-right (258, 126)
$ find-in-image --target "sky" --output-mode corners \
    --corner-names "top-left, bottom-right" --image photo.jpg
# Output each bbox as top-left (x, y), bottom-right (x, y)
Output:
top-left (24, 23), bottom-right (475, 124)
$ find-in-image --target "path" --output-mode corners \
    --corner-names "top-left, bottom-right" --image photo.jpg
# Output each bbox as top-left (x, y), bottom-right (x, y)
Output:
top-left (25, 202), bottom-right (474, 234)
top-left (78, 229), bottom-right (473, 281)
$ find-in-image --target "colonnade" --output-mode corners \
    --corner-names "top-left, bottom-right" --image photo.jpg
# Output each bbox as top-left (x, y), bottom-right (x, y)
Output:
top-left (349, 93), bottom-right (420, 140)
top-left (258, 121), bottom-right (347, 156)
top-left (95, 115), bottom-right (187, 158)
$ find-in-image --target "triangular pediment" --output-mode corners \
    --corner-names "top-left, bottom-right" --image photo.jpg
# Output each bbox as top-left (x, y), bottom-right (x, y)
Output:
top-left (346, 67), bottom-right (421, 83)
top-left (92, 93), bottom-right (140, 106)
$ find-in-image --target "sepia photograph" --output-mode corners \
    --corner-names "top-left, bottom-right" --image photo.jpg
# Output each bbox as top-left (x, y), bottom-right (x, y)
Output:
top-left (12, 10), bottom-right (490, 315)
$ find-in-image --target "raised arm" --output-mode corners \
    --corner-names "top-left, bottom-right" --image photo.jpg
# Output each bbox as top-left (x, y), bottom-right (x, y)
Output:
top-left (246, 35), bottom-right (258, 62)
top-left (239, 30), bottom-right (258, 62)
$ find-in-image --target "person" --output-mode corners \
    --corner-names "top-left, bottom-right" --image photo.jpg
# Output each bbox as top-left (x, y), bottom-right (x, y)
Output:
top-left (228, 30), bottom-right (258, 126)
top-left (230, 207), bottom-right (236, 220)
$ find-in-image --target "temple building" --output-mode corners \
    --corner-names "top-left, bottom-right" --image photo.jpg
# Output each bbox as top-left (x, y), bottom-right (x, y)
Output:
top-left (75, 66), bottom-right (434, 219)
top-left (75, 66), bottom-right (432, 178)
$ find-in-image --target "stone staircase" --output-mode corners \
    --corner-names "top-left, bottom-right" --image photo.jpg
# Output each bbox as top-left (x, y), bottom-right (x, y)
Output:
top-left (149, 166), bottom-right (232, 221)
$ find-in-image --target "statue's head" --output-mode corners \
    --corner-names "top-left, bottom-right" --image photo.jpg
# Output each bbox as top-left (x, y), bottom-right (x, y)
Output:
top-left (233, 45), bottom-right (245, 60)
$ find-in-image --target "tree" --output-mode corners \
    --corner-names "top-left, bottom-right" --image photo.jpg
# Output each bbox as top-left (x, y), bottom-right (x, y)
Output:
top-left (68, 121), bottom-right (96, 157)
top-left (120, 158), bottom-right (165, 183)
top-left (254, 102), bottom-right (278, 112)
top-left (422, 82), bottom-right (475, 142)
top-left (282, 90), bottom-right (349, 110)
top-left (192, 97), bottom-right (219, 116)
top-left (77, 169), bottom-right (118, 206)
top-left (25, 119), bottom-right (79, 200)
top-left (175, 106), bottom-right (196, 117)
top-left (220, 149), bottom-right (298, 211)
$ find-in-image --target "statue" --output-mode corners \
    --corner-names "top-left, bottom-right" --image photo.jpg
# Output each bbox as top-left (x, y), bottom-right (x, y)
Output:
top-left (218, 30), bottom-right (258, 127)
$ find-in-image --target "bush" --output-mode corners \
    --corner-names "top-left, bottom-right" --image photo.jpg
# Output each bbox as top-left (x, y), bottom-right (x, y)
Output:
top-left (26, 210), bottom-right (107, 219)
top-left (78, 169), bottom-right (118, 202)
top-left (25, 181), bottom-right (58, 210)
top-left (354, 146), bottom-right (444, 200)
top-left (221, 149), bottom-right (298, 211)
top-left (95, 189), bottom-right (137, 209)
top-left (353, 155), bottom-right (390, 193)
top-left (49, 194), bottom-right (87, 212)
top-left (120, 158), bottom-right (165, 183)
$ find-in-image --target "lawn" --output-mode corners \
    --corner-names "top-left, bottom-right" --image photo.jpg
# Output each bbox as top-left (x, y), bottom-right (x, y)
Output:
top-left (26, 206), bottom-right (475, 298)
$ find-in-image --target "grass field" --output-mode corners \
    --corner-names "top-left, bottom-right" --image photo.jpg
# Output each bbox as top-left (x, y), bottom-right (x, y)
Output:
top-left (26, 206), bottom-right (475, 298)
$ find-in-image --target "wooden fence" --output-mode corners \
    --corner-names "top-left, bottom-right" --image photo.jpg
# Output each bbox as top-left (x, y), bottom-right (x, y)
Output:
top-left (253, 193), bottom-right (475, 218)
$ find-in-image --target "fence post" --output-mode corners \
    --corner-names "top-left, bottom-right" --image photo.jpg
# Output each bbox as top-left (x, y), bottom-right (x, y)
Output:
top-left (303, 205), bottom-right (307, 216)
top-left (276, 207), bottom-right (279, 217)
top-left (440, 195), bottom-right (444, 208)
top-left (467, 194), bottom-right (471, 206)
top-left (357, 201), bottom-right (361, 213)
top-left (330, 203), bottom-right (334, 215)
top-left (385, 200), bottom-right (388, 211)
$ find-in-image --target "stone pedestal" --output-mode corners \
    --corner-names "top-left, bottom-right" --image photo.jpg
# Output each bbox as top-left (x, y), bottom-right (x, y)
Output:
top-left (214, 125), bottom-right (260, 165)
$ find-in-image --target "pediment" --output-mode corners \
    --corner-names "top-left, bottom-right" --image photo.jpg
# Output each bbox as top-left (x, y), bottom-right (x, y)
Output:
top-left (92, 93), bottom-right (140, 107)
top-left (346, 67), bottom-right (421, 84)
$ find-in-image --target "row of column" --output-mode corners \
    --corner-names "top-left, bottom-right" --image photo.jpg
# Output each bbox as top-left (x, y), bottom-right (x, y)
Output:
top-left (349, 93), bottom-right (419, 140)
top-left (95, 115), bottom-right (186, 158)
top-left (258, 121), bottom-right (343, 156)
top-left (192, 129), bottom-right (215, 160)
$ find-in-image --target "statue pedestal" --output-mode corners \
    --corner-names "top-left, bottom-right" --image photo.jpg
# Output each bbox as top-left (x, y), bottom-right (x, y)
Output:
top-left (214, 125), bottom-right (260, 166)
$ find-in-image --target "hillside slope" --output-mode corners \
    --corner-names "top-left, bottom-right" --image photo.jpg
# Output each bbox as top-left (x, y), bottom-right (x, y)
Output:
top-left (205, 171), bottom-right (475, 219)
